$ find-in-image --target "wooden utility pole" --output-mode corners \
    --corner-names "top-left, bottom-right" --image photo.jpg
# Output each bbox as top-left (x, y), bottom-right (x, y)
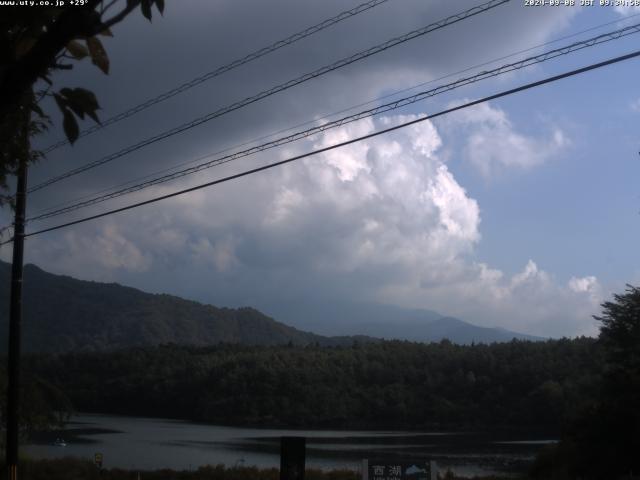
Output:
top-left (5, 120), bottom-right (29, 480)
top-left (280, 437), bottom-right (305, 480)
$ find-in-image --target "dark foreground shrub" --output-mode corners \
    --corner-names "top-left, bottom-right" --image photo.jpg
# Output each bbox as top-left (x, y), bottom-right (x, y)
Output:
top-left (1, 458), bottom-right (520, 480)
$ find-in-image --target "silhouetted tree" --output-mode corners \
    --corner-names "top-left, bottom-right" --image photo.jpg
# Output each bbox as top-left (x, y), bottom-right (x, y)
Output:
top-left (532, 285), bottom-right (640, 479)
top-left (589, 285), bottom-right (640, 477)
top-left (0, 0), bottom-right (165, 205)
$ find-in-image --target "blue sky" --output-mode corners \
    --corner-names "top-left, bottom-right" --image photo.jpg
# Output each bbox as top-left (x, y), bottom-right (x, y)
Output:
top-left (2, 0), bottom-right (639, 337)
top-left (442, 37), bottom-right (640, 287)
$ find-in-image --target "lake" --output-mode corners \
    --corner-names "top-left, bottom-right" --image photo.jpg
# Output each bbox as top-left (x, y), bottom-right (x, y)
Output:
top-left (24, 414), bottom-right (555, 478)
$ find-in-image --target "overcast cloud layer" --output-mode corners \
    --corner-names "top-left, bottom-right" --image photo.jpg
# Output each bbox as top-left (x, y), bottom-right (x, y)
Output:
top-left (3, 0), bottom-right (639, 338)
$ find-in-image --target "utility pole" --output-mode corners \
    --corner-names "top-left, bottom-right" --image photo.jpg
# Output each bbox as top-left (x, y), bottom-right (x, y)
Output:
top-left (280, 437), bottom-right (305, 480)
top-left (5, 113), bottom-right (29, 480)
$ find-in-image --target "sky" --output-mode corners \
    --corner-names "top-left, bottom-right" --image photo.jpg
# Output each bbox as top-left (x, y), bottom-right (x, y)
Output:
top-left (2, 0), bottom-right (640, 338)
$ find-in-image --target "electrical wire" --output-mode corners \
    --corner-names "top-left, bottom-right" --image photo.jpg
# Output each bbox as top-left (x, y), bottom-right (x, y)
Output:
top-left (0, 48), bottom-right (635, 246)
top-left (28, 0), bottom-right (510, 194)
top-left (41, 0), bottom-right (392, 153)
top-left (28, 11), bottom-right (640, 219)
top-left (26, 22), bottom-right (640, 223)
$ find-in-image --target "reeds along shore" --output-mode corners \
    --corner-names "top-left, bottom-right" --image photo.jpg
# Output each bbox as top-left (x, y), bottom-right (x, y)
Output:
top-left (1, 458), bottom-right (515, 480)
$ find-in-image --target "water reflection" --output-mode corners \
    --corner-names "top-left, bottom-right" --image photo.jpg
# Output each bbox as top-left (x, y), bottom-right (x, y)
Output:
top-left (25, 413), bottom-right (554, 478)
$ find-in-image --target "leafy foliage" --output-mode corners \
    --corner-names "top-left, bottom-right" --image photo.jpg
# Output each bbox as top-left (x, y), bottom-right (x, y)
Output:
top-left (0, 261), bottom-right (603, 434)
top-left (15, 459), bottom-right (360, 480)
top-left (531, 285), bottom-right (640, 479)
top-left (53, 86), bottom-right (101, 143)
top-left (0, 0), bottom-right (165, 206)
top-left (14, 458), bottom-right (511, 480)
top-left (22, 338), bottom-right (601, 431)
top-left (0, 362), bottom-right (71, 449)
top-left (86, 36), bottom-right (109, 74)
top-left (0, 262), bottom-right (371, 352)
top-left (595, 284), bottom-right (640, 369)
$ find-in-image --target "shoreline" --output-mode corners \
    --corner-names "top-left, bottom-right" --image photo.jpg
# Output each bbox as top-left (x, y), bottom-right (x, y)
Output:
top-left (58, 411), bottom-right (561, 437)
top-left (14, 458), bottom-right (523, 480)
top-left (23, 413), bottom-right (547, 478)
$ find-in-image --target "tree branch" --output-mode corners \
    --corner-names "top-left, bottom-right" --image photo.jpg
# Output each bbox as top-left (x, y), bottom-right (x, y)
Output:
top-left (93, 0), bottom-right (140, 33)
top-left (35, 86), bottom-right (52, 104)
top-left (101, 0), bottom-right (120, 15)
top-left (0, 0), bottom-right (139, 126)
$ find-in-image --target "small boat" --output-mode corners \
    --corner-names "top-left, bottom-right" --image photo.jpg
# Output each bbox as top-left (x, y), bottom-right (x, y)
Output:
top-left (53, 438), bottom-right (67, 447)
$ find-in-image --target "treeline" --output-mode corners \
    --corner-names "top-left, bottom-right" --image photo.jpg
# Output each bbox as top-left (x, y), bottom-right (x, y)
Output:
top-left (23, 337), bottom-right (601, 431)
top-left (8, 458), bottom-right (502, 480)
top-left (0, 362), bottom-right (70, 441)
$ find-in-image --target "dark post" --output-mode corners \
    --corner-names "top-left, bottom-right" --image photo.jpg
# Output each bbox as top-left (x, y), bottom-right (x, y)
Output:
top-left (5, 154), bottom-right (28, 480)
top-left (280, 436), bottom-right (305, 480)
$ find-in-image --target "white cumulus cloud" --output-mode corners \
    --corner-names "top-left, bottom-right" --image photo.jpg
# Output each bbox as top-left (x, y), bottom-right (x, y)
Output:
top-left (21, 114), bottom-right (599, 338)
top-left (443, 102), bottom-right (569, 177)
top-left (27, 223), bottom-right (152, 282)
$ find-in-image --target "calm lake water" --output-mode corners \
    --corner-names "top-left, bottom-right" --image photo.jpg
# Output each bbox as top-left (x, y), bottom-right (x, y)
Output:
top-left (24, 414), bottom-right (555, 478)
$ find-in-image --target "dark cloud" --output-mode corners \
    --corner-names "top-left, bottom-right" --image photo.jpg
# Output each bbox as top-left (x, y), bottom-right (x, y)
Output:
top-left (26, 0), bottom-right (575, 202)
top-left (1, 1), bottom-right (602, 338)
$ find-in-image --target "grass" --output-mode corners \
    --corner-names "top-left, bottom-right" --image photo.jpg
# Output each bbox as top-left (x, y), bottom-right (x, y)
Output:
top-left (0, 458), bottom-right (524, 480)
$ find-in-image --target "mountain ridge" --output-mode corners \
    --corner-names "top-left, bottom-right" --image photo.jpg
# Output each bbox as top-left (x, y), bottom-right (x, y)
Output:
top-left (0, 261), bottom-right (541, 352)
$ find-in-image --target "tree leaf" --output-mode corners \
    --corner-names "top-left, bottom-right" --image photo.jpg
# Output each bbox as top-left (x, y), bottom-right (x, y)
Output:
top-left (62, 109), bottom-right (79, 144)
top-left (85, 109), bottom-right (101, 124)
top-left (71, 88), bottom-right (100, 112)
top-left (65, 100), bottom-right (85, 120)
top-left (31, 103), bottom-right (46, 119)
top-left (99, 26), bottom-right (114, 37)
top-left (58, 87), bottom-right (102, 123)
top-left (52, 93), bottom-right (67, 113)
top-left (141, 0), bottom-right (152, 21)
top-left (66, 40), bottom-right (89, 60)
top-left (86, 36), bottom-right (109, 74)
top-left (60, 88), bottom-right (80, 118)
top-left (65, 88), bottom-right (101, 124)
top-left (155, 0), bottom-right (165, 15)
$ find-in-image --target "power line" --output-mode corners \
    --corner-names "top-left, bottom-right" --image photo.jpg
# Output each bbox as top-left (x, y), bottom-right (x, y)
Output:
top-left (1, 48), bottom-right (635, 245)
top-left (28, 0), bottom-right (510, 194)
top-left (41, 0), bottom-right (392, 154)
top-left (28, 11), bottom-right (640, 220)
top-left (26, 22), bottom-right (640, 223)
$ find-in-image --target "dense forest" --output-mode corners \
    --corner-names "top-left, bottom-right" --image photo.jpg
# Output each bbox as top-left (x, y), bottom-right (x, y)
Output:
top-left (20, 337), bottom-right (600, 431)
top-left (1, 284), bottom-right (638, 479)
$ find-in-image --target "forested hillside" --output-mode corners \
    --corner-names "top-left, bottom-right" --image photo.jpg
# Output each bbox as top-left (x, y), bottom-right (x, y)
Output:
top-left (0, 262), bottom-right (372, 352)
top-left (0, 262), bottom-right (542, 351)
top-left (25, 338), bottom-right (601, 430)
